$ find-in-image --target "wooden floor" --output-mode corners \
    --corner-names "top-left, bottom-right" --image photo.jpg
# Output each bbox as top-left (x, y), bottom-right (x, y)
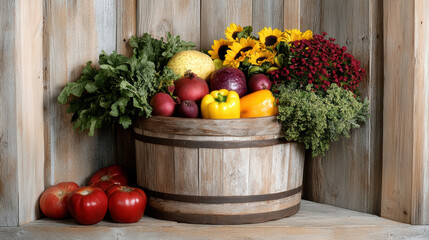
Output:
top-left (1, 200), bottom-right (429, 240)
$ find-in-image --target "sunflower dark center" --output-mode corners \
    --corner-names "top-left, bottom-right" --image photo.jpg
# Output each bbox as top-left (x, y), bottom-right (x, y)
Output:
top-left (234, 46), bottom-right (253, 59)
top-left (256, 57), bottom-right (267, 62)
top-left (218, 45), bottom-right (229, 61)
top-left (232, 31), bottom-right (240, 40)
top-left (265, 36), bottom-right (278, 46)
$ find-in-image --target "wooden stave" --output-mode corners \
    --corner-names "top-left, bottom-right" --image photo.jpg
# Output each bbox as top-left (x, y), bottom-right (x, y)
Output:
top-left (134, 117), bottom-right (305, 224)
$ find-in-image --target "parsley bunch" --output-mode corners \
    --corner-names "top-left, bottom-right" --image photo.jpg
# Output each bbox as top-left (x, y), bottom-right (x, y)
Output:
top-left (274, 84), bottom-right (369, 157)
top-left (58, 33), bottom-right (195, 135)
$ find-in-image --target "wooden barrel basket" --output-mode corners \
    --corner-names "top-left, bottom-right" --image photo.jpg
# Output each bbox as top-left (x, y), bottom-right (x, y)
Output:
top-left (133, 116), bottom-right (305, 225)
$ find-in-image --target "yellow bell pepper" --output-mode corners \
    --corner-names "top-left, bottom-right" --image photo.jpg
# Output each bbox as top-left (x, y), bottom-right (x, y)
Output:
top-left (240, 90), bottom-right (278, 118)
top-left (201, 89), bottom-right (240, 119)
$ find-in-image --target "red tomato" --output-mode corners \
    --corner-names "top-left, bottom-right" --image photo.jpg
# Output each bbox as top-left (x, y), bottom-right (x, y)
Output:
top-left (88, 165), bottom-right (129, 191)
top-left (67, 186), bottom-right (108, 225)
top-left (39, 182), bottom-right (79, 219)
top-left (106, 185), bottom-right (147, 223)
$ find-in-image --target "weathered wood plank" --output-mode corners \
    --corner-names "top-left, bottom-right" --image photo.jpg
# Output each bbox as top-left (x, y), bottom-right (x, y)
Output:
top-left (271, 143), bottom-right (289, 193)
top-left (252, 0), bottom-right (284, 33)
top-left (137, 0), bottom-right (200, 49)
top-left (382, 0), bottom-right (429, 225)
top-left (284, 0), bottom-right (300, 30)
top-left (0, 0), bottom-right (45, 226)
top-left (248, 145), bottom-right (272, 195)
top-left (200, 0), bottom-right (253, 50)
top-left (412, 0), bottom-right (429, 225)
top-left (173, 136), bottom-right (199, 195)
top-left (301, 0), bottom-right (383, 215)
top-left (294, 0), bottom-right (321, 33)
top-left (222, 137), bottom-right (250, 196)
top-left (116, 0), bottom-right (137, 56)
top-left (15, 0), bottom-right (45, 225)
top-left (115, 0), bottom-right (137, 184)
top-left (43, 0), bottom-right (117, 187)
top-left (0, 0), bottom-right (19, 227)
top-left (6, 201), bottom-right (429, 240)
top-left (199, 148), bottom-right (224, 196)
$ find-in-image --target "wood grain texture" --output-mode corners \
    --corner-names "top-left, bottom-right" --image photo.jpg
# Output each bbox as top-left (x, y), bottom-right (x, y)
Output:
top-left (134, 116), bottom-right (304, 224)
top-left (116, 0), bottom-right (137, 57)
top-left (252, 0), bottom-right (284, 32)
top-left (137, 0), bottom-right (200, 49)
top-left (43, 0), bottom-right (117, 187)
top-left (134, 116), bottom-right (283, 136)
top-left (382, 0), bottom-right (429, 225)
top-left (15, 0), bottom-right (45, 225)
top-left (6, 201), bottom-right (429, 239)
top-left (0, 0), bottom-right (19, 227)
top-left (295, 0), bottom-right (321, 33)
top-left (199, 148), bottom-right (224, 196)
top-left (200, 0), bottom-right (253, 50)
top-left (115, 0), bottom-right (137, 184)
top-left (301, 0), bottom-right (384, 215)
top-left (412, 0), bottom-right (429, 225)
top-left (283, 0), bottom-right (300, 30)
top-left (0, 0), bottom-right (45, 226)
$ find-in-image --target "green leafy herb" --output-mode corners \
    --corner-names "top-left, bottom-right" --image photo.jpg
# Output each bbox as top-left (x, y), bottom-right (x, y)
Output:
top-left (274, 84), bottom-right (369, 157)
top-left (129, 32), bottom-right (195, 71)
top-left (58, 33), bottom-right (195, 135)
top-left (236, 26), bottom-right (255, 39)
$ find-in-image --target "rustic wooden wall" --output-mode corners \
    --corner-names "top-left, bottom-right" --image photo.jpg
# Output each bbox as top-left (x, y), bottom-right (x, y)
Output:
top-left (5, 0), bottom-right (429, 226)
top-left (43, 0), bottom-right (117, 187)
top-left (292, 0), bottom-right (384, 215)
top-left (0, 0), bottom-right (45, 226)
top-left (0, 0), bottom-right (20, 227)
top-left (382, 0), bottom-right (429, 225)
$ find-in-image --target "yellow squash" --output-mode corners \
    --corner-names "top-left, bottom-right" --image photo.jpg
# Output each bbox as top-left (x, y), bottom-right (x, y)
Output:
top-left (240, 90), bottom-right (278, 118)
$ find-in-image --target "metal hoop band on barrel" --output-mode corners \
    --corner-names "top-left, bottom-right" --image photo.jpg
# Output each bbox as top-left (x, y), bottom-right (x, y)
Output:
top-left (133, 130), bottom-right (289, 149)
top-left (146, 204), bottom-right (301, 225)
top-left (141, 185), bottom-right (302, 204)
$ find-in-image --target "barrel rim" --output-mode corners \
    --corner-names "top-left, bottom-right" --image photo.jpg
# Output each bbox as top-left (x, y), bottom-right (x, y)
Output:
top-left (134, 116), bottom-right (283, 136)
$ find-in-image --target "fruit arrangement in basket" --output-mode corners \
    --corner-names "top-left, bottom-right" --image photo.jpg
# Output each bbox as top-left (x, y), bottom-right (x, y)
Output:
top-left (58, 23), bottom-right (369, 157)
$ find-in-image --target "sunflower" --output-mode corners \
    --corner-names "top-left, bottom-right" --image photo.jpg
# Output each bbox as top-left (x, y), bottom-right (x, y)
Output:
top-left (248, 50), bottom-right (276, 66)
top-left (208, 39), bottom-right (232, 61)
top-left (225, 23), bottom-right (243, 41)
top-left (224, 38), bottom-right (260, 68)
top-left (284, 29), bottom-right (313, 42)
top-left (258, 27), bottom-right (284, 47)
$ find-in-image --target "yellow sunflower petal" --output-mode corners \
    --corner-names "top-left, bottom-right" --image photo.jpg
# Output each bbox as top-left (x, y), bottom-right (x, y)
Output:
top-left (223, 37), bottom-right (260, 68)
top-left (225, 23), bottom-right (243, 41)
top-left (284, 29), bottom-right (313, 42)
top-left (248, 50), bottom-right (276, 66)
top-left (208, 39), bottom-right (232, 61)
top-left (258, 27), bottom-right (284, 47)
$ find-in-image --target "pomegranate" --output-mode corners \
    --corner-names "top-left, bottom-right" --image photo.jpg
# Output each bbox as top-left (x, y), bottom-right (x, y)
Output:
top-left (175, 71), bottom-right (209, 103)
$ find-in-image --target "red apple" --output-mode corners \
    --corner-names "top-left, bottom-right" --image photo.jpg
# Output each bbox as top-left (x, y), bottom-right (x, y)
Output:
top-left (39, 182), bottom-right (79, 219)
top-left (67, 186), bottom-right (108, 225)
top-left (150, 92), bottom-right (176, 117)
top-left (248, 73), bottom-right (272, 92)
